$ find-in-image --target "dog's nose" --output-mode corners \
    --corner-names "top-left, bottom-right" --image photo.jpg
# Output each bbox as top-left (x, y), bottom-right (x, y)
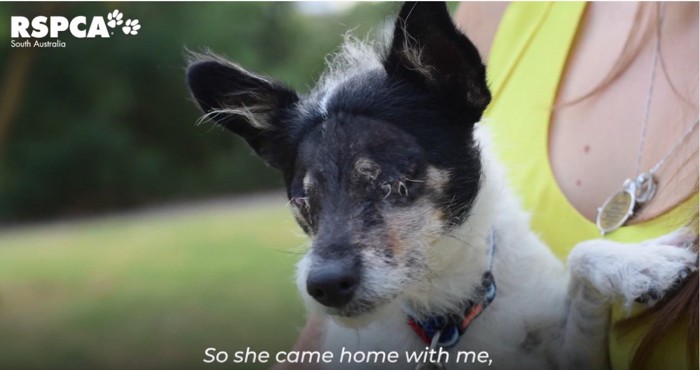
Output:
top-left (306, 261), bottom-right (360, 308)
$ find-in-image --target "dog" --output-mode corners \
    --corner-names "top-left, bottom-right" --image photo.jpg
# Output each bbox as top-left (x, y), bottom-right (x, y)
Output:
top-left (186, 3), bottom-right (697, 369)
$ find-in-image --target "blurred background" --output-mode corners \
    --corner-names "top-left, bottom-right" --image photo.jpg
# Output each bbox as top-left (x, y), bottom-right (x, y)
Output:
top-left (0, 2), bottom-right (456, 369)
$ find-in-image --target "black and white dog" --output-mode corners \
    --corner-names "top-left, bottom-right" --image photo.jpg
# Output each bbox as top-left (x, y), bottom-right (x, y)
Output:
top-left (187, 3), bottom-right (696, 369)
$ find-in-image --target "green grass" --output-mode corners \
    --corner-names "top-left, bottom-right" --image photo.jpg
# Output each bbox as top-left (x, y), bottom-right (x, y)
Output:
top-left (0, 199), bottom-right (308, 370)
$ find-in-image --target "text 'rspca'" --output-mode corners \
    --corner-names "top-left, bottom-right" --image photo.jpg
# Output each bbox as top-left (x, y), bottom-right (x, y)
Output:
top-left (9, 10), bottom-right (140, 48)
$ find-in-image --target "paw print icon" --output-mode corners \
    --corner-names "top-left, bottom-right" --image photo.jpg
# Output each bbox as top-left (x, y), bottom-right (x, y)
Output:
top-left (122, 19), bottom-right (141, 35)
top-left (107, 10), bottom-right (123, 28)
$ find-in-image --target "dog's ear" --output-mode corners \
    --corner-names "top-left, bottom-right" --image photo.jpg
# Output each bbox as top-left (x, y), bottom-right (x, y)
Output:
top-left (187, 55), bottom-right (299, 171)
top-left (384, 2), bottom-right (490, 116)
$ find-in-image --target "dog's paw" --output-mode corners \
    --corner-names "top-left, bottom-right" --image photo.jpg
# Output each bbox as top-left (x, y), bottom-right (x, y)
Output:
top-left (569, 229), bottom-right (698, 309)
top-left (633, 266), bottom-right (693, 305)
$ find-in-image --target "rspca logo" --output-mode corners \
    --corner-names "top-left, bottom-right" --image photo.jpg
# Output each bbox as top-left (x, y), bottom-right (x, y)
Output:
top-left (10, 10), bottom-right (141, 48)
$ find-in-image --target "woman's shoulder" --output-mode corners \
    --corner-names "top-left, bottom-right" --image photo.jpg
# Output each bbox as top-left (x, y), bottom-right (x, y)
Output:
top-left (453, 2), bottom-right (509, 60)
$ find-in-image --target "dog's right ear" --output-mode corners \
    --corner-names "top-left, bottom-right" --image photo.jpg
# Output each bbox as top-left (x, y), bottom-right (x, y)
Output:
top-left (187, 55), bottom-right (299, 171)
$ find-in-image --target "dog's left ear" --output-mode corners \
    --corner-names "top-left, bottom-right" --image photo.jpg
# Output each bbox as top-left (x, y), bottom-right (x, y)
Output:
top-left (384, 2), bottom-right (490, 116)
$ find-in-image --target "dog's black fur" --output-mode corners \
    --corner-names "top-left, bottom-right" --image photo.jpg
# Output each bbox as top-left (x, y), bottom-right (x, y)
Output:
top-left (188, 3), bottom-right (492, 316)
top-left (188, 2), bottom-right (488, 238)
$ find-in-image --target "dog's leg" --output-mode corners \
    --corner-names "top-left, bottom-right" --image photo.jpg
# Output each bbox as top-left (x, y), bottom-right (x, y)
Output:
top-left (559, 228), bottom-right (698, 370)
top-left (558, 275), bottom-right (610, 369)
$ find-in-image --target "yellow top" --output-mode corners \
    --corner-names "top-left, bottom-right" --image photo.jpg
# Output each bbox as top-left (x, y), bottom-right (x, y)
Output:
top-left (483, 2), bottom-right (698, 370)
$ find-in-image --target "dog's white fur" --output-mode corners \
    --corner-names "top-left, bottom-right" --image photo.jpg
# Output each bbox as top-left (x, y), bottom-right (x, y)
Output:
top-left (295, 125), bottom-right (697, 370)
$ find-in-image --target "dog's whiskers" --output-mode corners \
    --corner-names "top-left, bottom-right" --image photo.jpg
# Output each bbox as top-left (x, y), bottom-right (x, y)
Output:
top-left (267, 248), bottom-right (307, 255)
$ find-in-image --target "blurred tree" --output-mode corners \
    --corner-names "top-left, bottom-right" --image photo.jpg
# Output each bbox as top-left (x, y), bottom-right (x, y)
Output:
top-left (0, 2), bottom-right (391, 222)
top-left (0, 3), bottom-right (61, 158)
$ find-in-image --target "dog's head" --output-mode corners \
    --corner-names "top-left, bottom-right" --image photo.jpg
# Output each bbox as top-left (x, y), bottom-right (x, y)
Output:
top-left (187, 2), bottom-right (490, 320)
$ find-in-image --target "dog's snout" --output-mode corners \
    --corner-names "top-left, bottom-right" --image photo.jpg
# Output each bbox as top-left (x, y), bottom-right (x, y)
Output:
top-left (306, 260), bottom-right (360, 308)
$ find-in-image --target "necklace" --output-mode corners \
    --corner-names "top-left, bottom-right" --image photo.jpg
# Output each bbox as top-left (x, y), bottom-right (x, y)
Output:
top-left (596, 4), bottom-right (699, 235)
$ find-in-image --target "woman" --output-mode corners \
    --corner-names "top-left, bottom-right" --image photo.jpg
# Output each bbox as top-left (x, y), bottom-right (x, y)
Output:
top-left (456, 3), bottom-right (698, 369)
top-left (277, 3), bottom-right (699, 369)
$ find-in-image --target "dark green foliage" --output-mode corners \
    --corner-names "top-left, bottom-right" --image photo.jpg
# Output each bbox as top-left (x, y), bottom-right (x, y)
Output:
top-left (0, 2), bottom-right (392, 222)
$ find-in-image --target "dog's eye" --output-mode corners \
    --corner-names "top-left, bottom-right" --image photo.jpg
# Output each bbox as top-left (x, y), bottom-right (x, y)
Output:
top-left (291, 196), bottom-right (313, 222)
top-left (291, 197), bottom-right (308, 209)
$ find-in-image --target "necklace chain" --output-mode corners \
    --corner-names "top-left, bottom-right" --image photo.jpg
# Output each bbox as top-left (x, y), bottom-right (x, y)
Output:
top-left (635, 3), bottom-right (664, 176)
top-left (649, 118), bottom-right (699, 175)
top-left (596, 3), bottom-right (699, 235)
top-left (635, 2), bottom-right (698, 178)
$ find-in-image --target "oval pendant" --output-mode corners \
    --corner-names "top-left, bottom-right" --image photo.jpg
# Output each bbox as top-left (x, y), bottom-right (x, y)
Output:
top-left (596, 189), bottom-right (636, 236)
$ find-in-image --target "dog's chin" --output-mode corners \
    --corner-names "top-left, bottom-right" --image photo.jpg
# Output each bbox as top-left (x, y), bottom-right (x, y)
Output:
top-left (326, 301), bottom-right (393, 329)
top-left (305, 297), bottom-right (394, 329)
